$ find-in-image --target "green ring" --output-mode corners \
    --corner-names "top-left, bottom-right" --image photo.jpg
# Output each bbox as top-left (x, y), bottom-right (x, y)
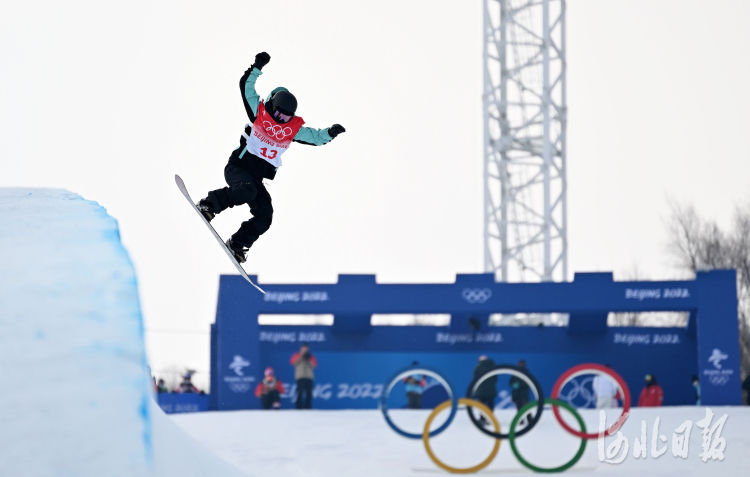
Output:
top-left (508, 398), bottom-right (587, 473)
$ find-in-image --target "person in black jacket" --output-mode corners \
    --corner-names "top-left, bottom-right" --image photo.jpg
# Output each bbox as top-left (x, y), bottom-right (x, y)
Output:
top-left (472, 355), bottom-right (497, 410)
top-left (197, 52), bottom-right (345, 263)
top-left (472, 355), bottom-right (497, 427)
top-left (509, 359), bottom-right (531, 425)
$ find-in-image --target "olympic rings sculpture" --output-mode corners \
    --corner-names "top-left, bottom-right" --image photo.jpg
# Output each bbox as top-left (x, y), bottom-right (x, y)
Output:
top-left (380, 362), bottom-right (631, 473)
top-left (380, 365), bottom-right (457, 439)
top-left (466, 364), bottom-right (545, 439)
top-left (509, 399), bottom-right (587, 473)
top-left (550, 363), bottom-right (631, 438)
top-left (423, 398), bottom-right (501, 474)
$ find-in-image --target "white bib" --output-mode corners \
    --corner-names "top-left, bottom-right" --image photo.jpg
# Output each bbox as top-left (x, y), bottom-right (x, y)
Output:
top-left (243, 101), bottom-right (305, 168)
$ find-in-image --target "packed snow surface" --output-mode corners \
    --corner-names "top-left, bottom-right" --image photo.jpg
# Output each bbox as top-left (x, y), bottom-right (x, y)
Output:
top-left (2, 188), bottom-right (749, 477)
top-left (173, 406), bottom-right (750, 477)
top-left (0, 188), bottom-right (247, 477)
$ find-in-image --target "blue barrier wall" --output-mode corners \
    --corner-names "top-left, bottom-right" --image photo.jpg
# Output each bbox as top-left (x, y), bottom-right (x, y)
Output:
top-left (210, 271), bottom-right (741, 410)
top-left (156, 393), bottom-right (209, 414)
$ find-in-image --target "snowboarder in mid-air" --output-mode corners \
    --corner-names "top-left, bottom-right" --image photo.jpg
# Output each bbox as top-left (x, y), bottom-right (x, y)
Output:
top-left (196, 51), bottom-right (346, 263)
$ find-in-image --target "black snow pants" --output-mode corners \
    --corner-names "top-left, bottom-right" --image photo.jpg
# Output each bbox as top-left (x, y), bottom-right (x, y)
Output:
top-left (206, 161), bottom-right (273, 248)
top-left (406, 391), bottom-right (423, 409)
top-left (476, 394), bottom-right (495, 413)
top-left (260, 390), bottom-right (281, 410)
top-left (296, 378), bottom-right (313, 409)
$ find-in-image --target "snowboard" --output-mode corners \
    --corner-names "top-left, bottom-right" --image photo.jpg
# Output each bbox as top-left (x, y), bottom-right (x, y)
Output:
top-left (174, 174), bottom-right (266, 294)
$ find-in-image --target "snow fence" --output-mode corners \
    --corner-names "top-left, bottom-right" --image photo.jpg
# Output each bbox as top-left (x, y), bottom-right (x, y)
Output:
top-left (0, 188), bottom-right (247, 477)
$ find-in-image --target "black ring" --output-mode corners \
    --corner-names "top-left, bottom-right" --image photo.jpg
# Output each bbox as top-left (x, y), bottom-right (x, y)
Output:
top-left (465, 364), bottom-right (545, 439)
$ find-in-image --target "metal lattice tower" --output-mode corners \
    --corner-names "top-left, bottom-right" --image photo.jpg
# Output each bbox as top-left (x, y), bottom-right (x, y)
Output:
top-left (483, 0), bottom-right (568, 282)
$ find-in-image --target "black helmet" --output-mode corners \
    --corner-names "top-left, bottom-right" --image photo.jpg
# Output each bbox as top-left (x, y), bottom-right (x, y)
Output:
top-left (269, 90), bottom-right (297, 117)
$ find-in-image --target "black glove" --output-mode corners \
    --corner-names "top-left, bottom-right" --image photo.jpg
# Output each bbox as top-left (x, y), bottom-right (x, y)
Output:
top-left (252, 52), bottom-right (271, 70)
top-left (302, 351), bottom-right (311, 360)
top-left (328, 124), bottom-right (346, 138)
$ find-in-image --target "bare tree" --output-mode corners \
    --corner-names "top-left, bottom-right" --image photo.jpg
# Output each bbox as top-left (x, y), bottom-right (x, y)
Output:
top-left (666, 201), bottom-right (750, 377)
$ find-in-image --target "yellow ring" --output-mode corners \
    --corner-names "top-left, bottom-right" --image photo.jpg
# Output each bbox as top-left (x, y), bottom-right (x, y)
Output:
top-left (422, 398), bottom-right (501, 474)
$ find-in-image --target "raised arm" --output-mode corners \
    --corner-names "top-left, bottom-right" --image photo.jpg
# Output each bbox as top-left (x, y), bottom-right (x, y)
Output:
top-left (294, 123), bottom-right (346, 146)
top-left (239, 52), bottom-right (271, 122)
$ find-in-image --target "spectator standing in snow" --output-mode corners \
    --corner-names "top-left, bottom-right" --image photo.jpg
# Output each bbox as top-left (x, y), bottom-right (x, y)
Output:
top-left (290, 342), bottom-right (317, 409)
top-left (472, 355), bottom-right (497, 412)
top-left (637, 374), bottom-right (664, 407)
top-left (255, 366), bottom-right (285, 409)
top-left (404, 375), bottom-right (427, 409)
top-left (510, 359), bottom-right (531, 412)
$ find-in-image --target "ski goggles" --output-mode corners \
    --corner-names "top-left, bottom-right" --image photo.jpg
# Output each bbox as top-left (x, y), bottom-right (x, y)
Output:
top-left (273, 110), bottom-right (293, 123)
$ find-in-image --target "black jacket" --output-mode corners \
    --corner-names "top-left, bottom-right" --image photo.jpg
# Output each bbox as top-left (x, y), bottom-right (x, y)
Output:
top-left (472, 358), bottom-right (497, 399)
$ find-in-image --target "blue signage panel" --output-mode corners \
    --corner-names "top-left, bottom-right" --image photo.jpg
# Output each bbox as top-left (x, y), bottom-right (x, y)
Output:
top-left (211, 270), bottom-right (741, 409)
top-left (214, 277), bottom-right (261, 410)
top-left (694, 271), bottom-right (743, 405)
top-left (251, 326), bottom-right (697, 410)
top-left (156, 393), bottom-right (209, 414)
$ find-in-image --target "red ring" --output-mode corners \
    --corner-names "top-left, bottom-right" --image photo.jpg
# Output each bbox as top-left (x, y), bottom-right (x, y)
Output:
top-left (550, 363), bottom-right (631, 439)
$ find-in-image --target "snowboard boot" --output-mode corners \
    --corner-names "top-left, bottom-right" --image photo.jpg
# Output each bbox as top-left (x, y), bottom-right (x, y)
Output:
top-left (196, 199), bottom-right (215, 222)
top-left (226, 238), bottom-right (249, 264)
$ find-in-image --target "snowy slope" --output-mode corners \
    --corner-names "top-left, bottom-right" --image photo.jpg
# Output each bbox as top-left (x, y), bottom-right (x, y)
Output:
top-left (173, 406), bottom-right (750, 477)
top-left (3, 187), bottom-right (748, 476)
top-left (0, 188), bottom-right (247, 477)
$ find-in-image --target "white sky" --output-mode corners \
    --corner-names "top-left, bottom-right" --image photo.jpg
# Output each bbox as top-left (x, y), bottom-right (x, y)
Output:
top-left (2, 0), bottom-right (749, 388)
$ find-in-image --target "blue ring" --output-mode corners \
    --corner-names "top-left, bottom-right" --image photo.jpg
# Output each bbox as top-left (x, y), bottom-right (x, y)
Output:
top-left (380, 365), bottom-right (457, 439)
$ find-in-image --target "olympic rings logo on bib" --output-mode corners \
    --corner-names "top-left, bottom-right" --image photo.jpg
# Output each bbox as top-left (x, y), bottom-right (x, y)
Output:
top-left (379, 362), bottom-right (632, 473)
top-left (262, 121), bottom-right (294, 141)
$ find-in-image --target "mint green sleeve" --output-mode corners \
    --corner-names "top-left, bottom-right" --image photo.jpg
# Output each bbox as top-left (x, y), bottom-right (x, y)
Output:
top-left (242, 68), bottom-right (263, 119)
top-left (293, 126), bottom-right (333, 146)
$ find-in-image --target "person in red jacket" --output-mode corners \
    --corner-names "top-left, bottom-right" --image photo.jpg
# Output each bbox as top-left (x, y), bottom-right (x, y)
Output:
top-left (637, 374), bottom-right (664, 407)
top-left (255, 366), bottom-right (286, 409)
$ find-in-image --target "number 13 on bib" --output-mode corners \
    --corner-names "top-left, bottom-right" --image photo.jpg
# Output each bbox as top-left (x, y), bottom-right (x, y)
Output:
top-left (243, 100), bottom-right (305, 168)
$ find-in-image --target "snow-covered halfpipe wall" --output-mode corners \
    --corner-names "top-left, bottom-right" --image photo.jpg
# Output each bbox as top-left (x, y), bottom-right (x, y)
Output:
top-left (0, 189), bottom-right (246, 477)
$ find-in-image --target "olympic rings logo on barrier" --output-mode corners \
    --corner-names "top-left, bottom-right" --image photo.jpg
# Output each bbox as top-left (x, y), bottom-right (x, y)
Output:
top-left (380, 362), bottom-right (632, 473)
top-left (556, 375), bottom-right (597, 408)
top-left (461, 288), bottom-right (492, 304)
top-left (708, 375), bottom-right (730, 386)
